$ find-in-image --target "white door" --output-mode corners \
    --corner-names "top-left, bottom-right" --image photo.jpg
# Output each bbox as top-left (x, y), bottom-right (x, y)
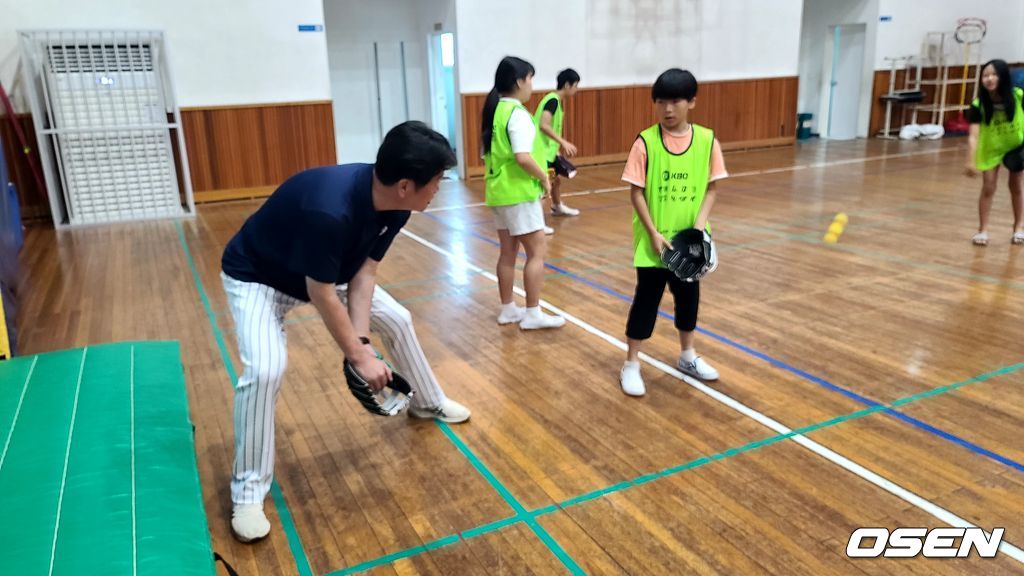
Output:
top-left (825, 23), bottom-right (866, 140)
top-left (327, 41), bottom-right (380, 163)
top-left (428, 32), bottom-right (458, 171)
top-left (327, 40), bottom-right (417, 163)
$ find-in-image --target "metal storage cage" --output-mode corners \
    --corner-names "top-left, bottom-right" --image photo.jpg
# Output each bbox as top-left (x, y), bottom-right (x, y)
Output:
top-left (18, 30), bottom-right (194, 227)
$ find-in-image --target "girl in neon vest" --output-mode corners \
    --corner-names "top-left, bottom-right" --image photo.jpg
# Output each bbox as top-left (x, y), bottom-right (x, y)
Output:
top-left (619, 69), bottom-right (729, 396)
top-left (964, 59), bottom-right (1024, 246)
top-left (482, 56), bottom-right (566, 330)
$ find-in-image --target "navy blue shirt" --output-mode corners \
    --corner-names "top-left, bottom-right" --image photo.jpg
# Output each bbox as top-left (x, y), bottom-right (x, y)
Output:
top-left (222, 164), bottom-right (410, 301)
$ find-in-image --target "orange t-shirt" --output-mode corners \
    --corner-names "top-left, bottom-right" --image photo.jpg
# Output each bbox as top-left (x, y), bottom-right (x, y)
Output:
top-left (621, 126), bottom-right (728, 188)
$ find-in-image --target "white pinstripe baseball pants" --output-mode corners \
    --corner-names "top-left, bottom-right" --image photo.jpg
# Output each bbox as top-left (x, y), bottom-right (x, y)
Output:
top-left (221, 272), bottom-right (448, 505)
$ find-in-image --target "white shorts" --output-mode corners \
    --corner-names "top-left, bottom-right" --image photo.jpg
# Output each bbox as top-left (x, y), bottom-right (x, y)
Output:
top-left (492, 200), bottom-right (545, 236)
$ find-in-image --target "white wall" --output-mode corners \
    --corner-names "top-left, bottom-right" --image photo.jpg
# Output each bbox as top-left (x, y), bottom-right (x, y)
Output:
top-left (1019, 7), bottom-right (1024, 63)
top-left (324, 0), bottom-right (424, 163)
top-left (455, 0), bottom-right (804, 94)
top-left (324, 0), bottom-right (456, 163)
top-left (0, 0), bottom-right (331, 111)
top-left (797, 0), bottom-right (879, 136)
top-left (875, 0), bottom-right (1024, 68)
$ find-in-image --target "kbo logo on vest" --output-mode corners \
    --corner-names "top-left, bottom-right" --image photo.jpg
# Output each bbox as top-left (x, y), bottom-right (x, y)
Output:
top-left (846, 527), bottom-right (1005, 558)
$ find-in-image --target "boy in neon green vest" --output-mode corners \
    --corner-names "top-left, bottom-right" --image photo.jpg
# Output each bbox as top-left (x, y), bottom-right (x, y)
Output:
top-left (534, 68), bottom-right (581, 218)
top-left (964, 59), bottom-right (1024, 246)
top-left (619, 69), bottom-right (729, 396)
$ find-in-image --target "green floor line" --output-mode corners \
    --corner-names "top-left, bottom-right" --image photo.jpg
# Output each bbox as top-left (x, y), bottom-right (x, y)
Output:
top-left (435, 421), bottom-right (586, 575)
top-left (324, 359), bottom-right (1022, 575)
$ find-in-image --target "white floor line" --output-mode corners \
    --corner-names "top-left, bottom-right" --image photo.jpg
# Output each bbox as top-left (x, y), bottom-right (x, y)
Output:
top-left (423, 185), bottom-right (631, 214)
top-left (398, 228), bottom-right (1023, 563)
top-left (0, 356), bottom-right (39, 473)
top-left (48, 348), bottom-right (89, 576)
top-left (424, 201), bottom-right (488, 213)
top-left (424, 146), bottom-right (964, 213)
top-left (130, 346), bottom-right (138, 575)
top-left (729, 146), bottom-right (963, 177)
top-left (562, 185), bottom-right (631, 197)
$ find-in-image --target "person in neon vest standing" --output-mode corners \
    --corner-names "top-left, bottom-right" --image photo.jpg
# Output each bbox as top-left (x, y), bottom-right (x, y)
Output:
top-left (483, 56), bottom-right (566, 330)
top-left (619, 69), bottom-right (728, 396)
top-left (964, 59), bottom-right (1024, 246)
top-left (534, 68), bottom-right (582, 219)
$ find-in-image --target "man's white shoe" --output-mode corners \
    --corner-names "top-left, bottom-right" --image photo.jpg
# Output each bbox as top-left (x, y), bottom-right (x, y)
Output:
top-left (232, 504), bottom-right (271, 543)
top-left (409, 398), bottom-right (471, 423)
top-left (677, 356), bottom-right (720, 381)
top-left (620, 361), bottom-right (646, 396)
top-left (543, 225), bottom-right (555, 235)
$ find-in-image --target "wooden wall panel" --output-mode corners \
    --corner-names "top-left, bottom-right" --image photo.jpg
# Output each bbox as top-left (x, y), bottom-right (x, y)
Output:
top-left (461, 76), bottom-right (798, 176)
top-left (595, 88), bottom-right (631, 154)
top-left (461, 93), bottom-right (486, 166)
top-left (0, 113), bottom-right (49, 221)
top-left (181, 101), bottom-right (336, 200)
top-left (564, 89), bottom-right (599, 157)
top-left (4, 101), bottom-right (337, 222)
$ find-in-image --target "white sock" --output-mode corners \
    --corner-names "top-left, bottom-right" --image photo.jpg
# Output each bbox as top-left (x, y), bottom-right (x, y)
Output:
top-left (680, 348), bottom-right (697, 363)
top-left (623, 360), bottom-right (640, 370)
top-left (501, 302), bottom-right (519, 315)
top-left (525, 306), bottom-right (543, 319)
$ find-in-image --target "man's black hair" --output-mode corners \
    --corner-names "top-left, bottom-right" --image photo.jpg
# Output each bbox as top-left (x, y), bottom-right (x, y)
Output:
top-left (376, 121), bottom-right (456, 186)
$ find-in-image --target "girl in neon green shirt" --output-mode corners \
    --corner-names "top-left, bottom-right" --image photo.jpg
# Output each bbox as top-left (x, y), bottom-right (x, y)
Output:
top-left (964, 59), bottom-right (1024, 246)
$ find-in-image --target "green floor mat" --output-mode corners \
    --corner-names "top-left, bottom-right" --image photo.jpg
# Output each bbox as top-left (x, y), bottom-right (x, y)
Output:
top-left (0, 341), bottom-right (214, 575)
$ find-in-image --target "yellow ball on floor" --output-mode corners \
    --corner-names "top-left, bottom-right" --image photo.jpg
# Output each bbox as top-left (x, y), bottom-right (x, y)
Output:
top-left (828, 222), bottom-right (845, 236)
top-left (823, 232), bottom-right (839, 244)
top-left (835, 212), bottom-right (849, 225)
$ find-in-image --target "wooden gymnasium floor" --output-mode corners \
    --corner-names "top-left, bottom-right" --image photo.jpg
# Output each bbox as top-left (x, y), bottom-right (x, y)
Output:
top-left (14, 137), bottom-right (1024, 575)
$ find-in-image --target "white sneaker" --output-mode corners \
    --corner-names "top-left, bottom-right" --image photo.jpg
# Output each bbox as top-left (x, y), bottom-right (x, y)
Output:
top-left (544, 225), bottom-right (555, 235)
top-left (677, 356), bottom-right (719, 381)
top-left (497, 304), bottom-right (526, 325)
top-left (620, 361), bottom-right (645, 396)
top-left (409, 398), bottom-right (471, 423)
top-left (519, 310), bottom-right (566, 330)
top-left (551, 203), bottom-right (580, 217)
top-left (232, 504), bottom-right (271, 542)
